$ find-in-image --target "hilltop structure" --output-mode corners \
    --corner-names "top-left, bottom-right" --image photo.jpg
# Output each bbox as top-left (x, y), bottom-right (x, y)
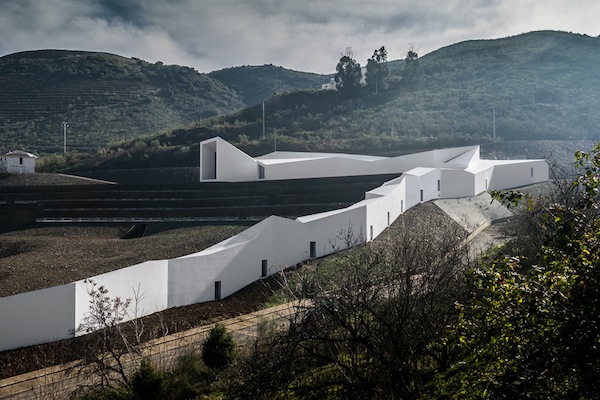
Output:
top-left (0, 150), bottom-right (37, 174)
top-left (200, 136), bottom-right (546, 189)
top-left (0, 139), bottom-right (548, 351)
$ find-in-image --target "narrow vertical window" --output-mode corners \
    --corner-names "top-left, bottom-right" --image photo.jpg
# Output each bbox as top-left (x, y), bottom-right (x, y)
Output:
top-left (387, 212), bottom-right (390, 226)
top-left (19, 157), bottom-right (23, 165)
top-left (530, 167), bottom-right (534, 178)
top-left (420, 190), bottom-right (424, 202)
top-left (401, 200), bottom-right (404, 213)
top-left (309, 241), bottom-right (316, 258)
top-left (370, 225), bottom-right (374, 241)
top-left (214, 281), bottom-right (222, 301)
top-left (261, 259), bottom-right (268, 277)
top-left (258, 165), bottom-right (265, 180)
top-left (485, 178), bottom-right (488, 190)
top-left (437, 179), bottom-right (441, 191)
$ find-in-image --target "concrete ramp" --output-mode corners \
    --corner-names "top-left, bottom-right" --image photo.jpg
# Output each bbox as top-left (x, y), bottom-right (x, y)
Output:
top-left (434, 193), bottom-right (513, 234)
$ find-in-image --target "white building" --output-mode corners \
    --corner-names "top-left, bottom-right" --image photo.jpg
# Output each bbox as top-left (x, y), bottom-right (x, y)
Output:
top-left (0, 138), bottom-right (549, 351)
top-left (0, 150), bottom-right (37, 174)
top-left (199, 136), bottom-right (547, 191)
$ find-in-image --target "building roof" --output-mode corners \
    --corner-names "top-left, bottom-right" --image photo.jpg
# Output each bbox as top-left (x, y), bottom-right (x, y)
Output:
top-left (4, 150), bottom-right (38, 159)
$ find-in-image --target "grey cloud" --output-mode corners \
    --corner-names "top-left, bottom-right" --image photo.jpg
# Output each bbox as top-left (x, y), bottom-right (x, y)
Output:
top-left (0, 0), bottom-right (599, 74)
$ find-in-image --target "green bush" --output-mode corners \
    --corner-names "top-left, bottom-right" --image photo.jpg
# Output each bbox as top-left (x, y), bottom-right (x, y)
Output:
top-left (161, 352), bottom-right (214, 399)
top-left (202, 323), bottom-right (236, 371)
top-left (130, 358), bottom-right (164, 399)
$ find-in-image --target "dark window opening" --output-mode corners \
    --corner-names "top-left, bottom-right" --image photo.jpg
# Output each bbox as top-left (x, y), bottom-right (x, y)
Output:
top-left (309, 241), bottom-right (316, 258)
top-left (214, 281), bottom-right (221, 301)
top-left (261, 259), bottom-right (268, 277)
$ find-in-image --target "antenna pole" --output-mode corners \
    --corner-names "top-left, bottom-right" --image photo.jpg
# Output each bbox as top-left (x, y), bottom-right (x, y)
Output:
top-left (492, 108), bottom-right (496, 142)
top-left (262, 102), bottom-right (266, 140)
top-left (62, 121), bottom-right (69, 154)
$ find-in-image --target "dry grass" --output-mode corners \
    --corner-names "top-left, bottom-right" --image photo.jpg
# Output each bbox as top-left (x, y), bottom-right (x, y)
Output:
top-left (0, 225), bottom-right (246, 297)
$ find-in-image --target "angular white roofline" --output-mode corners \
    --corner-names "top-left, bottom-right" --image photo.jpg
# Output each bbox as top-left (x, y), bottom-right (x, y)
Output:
top-left (0, 137), bottom-right (550, 352)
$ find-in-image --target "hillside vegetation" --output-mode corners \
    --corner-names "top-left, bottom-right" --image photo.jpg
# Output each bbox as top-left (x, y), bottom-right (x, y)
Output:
top-left (2, 31), bottom-right (599, 172)
top-left (53, 30), bottom-right (600, 173)
top-left (213, 30), bottom-right (600, 149)
top-left (0, 50), bottom-right (322, 154)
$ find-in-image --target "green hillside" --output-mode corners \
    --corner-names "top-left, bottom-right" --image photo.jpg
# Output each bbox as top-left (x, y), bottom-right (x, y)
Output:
top-left (0, 51), bottom-right (325, 155)
top-left (8, 31), bottom-right (600, 172)
top-left (219, 30), bottom-right (600, 150)
top-left (71, 30), bottom-right (599, 170)
top-left (209, 64), bottom-right (325, 106)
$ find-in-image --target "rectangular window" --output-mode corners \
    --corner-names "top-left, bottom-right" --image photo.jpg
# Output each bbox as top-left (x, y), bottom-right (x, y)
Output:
top-left (309, 241), bottom-right (316, 258)
top-left (420, 190), bottom-right (424, 202)
top-left (19, 157), bottom-right (23, 165)
top-left (261, 259), bottom-right (268, 277)
top-left (387, 212), bottom-right (390, 226)
top-left (485, 178), bottom-right (488, 190)
top-left (214, 281), bottom-right (222, 301)
top-left (437, 179), bottom-right (441, 191)
top-left (258, 165), bottom-right (265, 180)
top-left (370, 225), bottom-right (374, 241)
top-left (530, 167), bottom-right (534, 178)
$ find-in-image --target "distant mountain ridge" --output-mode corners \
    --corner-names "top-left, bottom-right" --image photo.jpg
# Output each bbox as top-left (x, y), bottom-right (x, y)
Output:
top-left (2, 30), bottom-right (600, 173)
top-left (0, 50), bottom-right (321, 153)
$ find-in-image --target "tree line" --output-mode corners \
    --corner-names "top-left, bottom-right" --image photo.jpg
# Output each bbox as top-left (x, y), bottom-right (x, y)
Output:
top-left (334, 45), bottom-right (422, 96)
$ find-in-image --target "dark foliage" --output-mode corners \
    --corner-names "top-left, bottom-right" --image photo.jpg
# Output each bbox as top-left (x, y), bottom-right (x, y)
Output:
top-left (202, 323), bottom-right (236, 371)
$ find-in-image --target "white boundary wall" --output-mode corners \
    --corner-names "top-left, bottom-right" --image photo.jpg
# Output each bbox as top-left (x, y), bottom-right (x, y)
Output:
top-left (0, 139), bottom-right (549, 351)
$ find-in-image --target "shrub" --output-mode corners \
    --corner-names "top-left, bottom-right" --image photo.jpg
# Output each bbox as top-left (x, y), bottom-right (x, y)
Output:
top-left (202, 324), bottom-right (236, 371)
top-left (129, 358), bottom-right (164, 399)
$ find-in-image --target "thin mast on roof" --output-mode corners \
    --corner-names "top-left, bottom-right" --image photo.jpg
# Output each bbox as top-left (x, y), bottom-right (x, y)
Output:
top-left (262, 102), bottom-right (266, 140)
top-left (62, 121), bottom-right (69, 153)
top-left (492, 108), bottom-right (496, 142)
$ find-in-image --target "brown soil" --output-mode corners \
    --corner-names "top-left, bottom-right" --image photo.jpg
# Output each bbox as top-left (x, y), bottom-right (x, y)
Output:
top-left (0, 225), bottom-right (247, 297)
top-left (0, 274), bottom-right (281, 379)
top-left (0, 172), bottom-right (109, 186)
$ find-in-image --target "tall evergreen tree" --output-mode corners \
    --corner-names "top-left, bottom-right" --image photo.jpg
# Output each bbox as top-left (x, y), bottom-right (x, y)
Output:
top-left (403, 45), bottom-right (422, 91)
top-left (366, 46), bottom-right (388, 94)
top-left (335, 48), bottom-right (362, 96)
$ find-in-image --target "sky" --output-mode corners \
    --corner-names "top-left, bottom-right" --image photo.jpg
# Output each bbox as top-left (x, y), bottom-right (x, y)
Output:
top-left (1, 0), bottom-right (599, 74)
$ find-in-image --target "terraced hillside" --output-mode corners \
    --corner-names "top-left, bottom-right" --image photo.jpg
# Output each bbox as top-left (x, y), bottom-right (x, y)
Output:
top-left (0, 173), bottom-right (399, 229)
top-left (0, 50), bottom-right (245, 152)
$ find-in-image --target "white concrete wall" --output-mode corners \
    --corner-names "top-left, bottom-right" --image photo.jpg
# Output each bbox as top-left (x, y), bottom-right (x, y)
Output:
top-left (74, 260), bottom-right (169, 334)
top-left (488, 160), bottom-right (549, 190)
top-left (0, 283), bottom-right (75, 351)
top-left (200, 138), bottom-right (258, 182)
top-left (364, 180), bottom-right (406, 241)
top-left (441, 169), bottom-right (475, 198)
top-left (5, 156), bottom-right (36, 174)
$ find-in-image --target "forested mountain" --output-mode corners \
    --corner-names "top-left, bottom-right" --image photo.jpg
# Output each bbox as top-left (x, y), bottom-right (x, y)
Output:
top-left (208, 64), bottom-right (326, 106)
top-left (0, 51), bottom-right (322, 153)
top-left (2, 31), bottom-right (599, 172)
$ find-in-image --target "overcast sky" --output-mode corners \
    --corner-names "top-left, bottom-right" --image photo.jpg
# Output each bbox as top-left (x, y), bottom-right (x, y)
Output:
top-left (1, 0), bottom-right (598, 74)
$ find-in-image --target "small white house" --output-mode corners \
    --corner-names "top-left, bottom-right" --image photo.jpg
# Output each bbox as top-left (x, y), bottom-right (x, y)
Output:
top-left (0, 150), bottom-right (37, 174)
